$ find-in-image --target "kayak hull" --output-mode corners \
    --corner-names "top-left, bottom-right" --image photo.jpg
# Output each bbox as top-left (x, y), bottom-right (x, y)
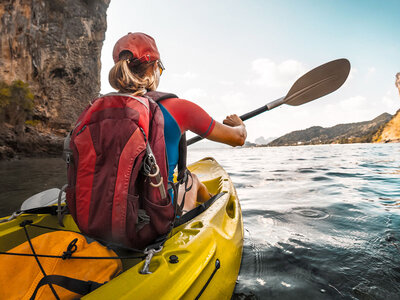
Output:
top-left (0, 157), bottom-right (243, 299)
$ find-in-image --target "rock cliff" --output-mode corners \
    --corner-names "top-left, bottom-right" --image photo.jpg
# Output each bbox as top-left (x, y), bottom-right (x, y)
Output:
top-left (0, 0), bottom-right (110, 159)
top-left (373, 73), bottom-right (400, 143)
top-left (373, 109), bottom-right (400, 143)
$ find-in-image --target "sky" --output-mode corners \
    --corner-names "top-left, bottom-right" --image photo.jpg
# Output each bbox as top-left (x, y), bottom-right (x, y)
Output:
top-left (100, 0), bottom-right (400, 143)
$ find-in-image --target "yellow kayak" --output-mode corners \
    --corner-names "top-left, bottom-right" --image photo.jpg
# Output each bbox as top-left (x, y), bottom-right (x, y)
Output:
top-left (0, 157), bottom-right (243, 299)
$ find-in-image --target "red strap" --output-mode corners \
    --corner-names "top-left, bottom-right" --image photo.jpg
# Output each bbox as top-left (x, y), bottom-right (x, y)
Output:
top-left (74, 126), bottom-right (96, 233)
top-left (111, 128), bottom-right (146, 242)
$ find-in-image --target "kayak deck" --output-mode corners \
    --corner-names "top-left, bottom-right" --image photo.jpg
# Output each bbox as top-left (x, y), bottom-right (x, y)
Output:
top-left (0, 157), bottom-right (243, 299)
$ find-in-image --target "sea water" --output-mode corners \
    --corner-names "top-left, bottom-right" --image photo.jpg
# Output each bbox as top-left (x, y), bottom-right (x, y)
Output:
top-left (1, 143), bottom-right (399, 299)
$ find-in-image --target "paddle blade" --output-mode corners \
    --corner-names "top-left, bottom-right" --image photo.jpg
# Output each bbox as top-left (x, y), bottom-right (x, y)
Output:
top-left (20, 188), bottom-right (65, 211)
top-left (285, 58), bottom-right (351, 106)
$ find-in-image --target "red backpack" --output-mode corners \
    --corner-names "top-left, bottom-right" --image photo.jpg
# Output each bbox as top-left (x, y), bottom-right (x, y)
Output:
top-left (64, 92), bottom-right (179, 249)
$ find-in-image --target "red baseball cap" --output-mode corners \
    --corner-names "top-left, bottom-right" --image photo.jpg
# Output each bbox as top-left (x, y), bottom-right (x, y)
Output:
top-left (112, 32), bottom-right (160, 64)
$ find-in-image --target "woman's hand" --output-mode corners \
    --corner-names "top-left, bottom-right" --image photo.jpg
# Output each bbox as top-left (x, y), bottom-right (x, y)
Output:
top-left (223, 114), bottom-right (245, 127)
top-left (207, 114), bottom-right (247, 146)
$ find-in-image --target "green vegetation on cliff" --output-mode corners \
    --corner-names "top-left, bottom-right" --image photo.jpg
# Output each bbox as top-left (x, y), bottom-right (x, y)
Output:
top-left (0, 80), bottom-right (34, 132)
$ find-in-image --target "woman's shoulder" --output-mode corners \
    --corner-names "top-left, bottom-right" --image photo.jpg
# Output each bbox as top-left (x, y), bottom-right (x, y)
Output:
top-left (160, 97), bottom-right (202, 111)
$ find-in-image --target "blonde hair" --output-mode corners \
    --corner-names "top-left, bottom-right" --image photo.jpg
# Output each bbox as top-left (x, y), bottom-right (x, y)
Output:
top-left (108, 55), bottom-right (158, 96)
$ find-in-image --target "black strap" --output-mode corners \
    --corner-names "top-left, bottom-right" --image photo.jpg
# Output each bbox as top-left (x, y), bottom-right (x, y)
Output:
top-left (177, 170), bottom-right (193, 214)
top-left (175, 133), bottom-right (190, 214)
top-left (30, 275), bottom-right (103, 300)
top-left (19, 206), bottom-right (61, 216)
top-left (177, 133), bottom-right (188, 182)
top-left (174, 193), bottom-right (224, 227)
top-left (195, 259), bottom-right (221, 300)
top-left (169, 181), bottom-right (182, 217)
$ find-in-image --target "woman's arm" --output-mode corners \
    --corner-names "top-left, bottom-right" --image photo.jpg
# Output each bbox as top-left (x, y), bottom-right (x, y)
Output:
top-left (159, 98), bottom-right (247, 146)
top-left (206, 114), bottom-right (247, 146)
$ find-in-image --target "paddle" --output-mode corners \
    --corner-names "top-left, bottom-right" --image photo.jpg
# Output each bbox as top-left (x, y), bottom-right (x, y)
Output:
top-left (20, 188), bottom-right (65, 211)
top-left (187, 58), bottom-right (351, 146)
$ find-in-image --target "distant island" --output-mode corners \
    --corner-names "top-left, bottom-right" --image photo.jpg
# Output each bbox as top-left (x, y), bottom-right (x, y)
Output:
top-left (248, 111), bottom-right (400, 147)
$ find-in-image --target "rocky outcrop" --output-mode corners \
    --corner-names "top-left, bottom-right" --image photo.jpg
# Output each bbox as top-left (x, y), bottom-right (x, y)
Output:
top-left (373, 73), bottom-right (400, 143)
top-left (0, 0), bottom-right (110, 159)
top-left (268, 113), bottom-right (393, 147)
top-left (373, 109), bottom-right (400, 143)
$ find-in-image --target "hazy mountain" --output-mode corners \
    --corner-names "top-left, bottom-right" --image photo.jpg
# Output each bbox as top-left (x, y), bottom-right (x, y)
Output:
top-left (254, 136), bottom-right (277, 145)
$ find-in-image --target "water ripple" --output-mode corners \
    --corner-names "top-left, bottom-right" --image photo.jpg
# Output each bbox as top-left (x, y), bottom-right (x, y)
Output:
top-left (291, 208), bottom-right (330, 220)
top-left (311, 176), bottom-right (331, 181)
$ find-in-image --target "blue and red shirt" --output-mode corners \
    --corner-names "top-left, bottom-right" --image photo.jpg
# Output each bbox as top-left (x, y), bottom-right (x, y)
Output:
top-left (158, 98), bottom-right (215, 183)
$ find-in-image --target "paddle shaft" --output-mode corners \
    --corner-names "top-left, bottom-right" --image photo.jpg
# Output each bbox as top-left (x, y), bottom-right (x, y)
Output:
top-left (240, 97), bottom-right (285, 121)
top-left (187, 97), bottom-right (285, 145)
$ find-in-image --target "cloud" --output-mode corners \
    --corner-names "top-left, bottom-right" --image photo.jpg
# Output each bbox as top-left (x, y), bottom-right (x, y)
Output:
top-left (171, 72), bottom-right (197, 80)
top-left (181, 88), bottom-right (207, 100)
top-left (382, 89), bottom-right (399, 112)
top-left (219, 91), bottom-right (247, 112)
top-left (219, 80), bottom-right (235, 86)
top-left (246, 58), bottom-right (306, 88)
top-left (347, 67), bottom-right (358, 81)
top-left (339, 95), bottom-right (367, 110)
top-left (316, 95), bottom-right (374, 125)
top-left (194, 91), bottom-right (248, 121)
top-left (339, 67), bottom-right (358, 90)
top-left (366, 67), bottom-right (376, 77)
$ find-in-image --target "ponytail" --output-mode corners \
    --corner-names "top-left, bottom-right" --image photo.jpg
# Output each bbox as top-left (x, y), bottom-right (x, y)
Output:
top-left (108, 58), bottom-right (158, 96)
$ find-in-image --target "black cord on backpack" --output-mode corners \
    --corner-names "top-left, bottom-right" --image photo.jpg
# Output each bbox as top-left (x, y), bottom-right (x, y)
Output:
top-left (21, 222), bottom-right (60, 300)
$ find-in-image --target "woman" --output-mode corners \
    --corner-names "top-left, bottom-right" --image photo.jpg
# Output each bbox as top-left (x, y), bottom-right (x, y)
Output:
top-left (109, 32), bottom-right (247, 213)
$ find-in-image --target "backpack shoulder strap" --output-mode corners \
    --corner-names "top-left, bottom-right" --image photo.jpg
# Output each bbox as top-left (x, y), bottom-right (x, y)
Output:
top-left (145, 91), bottom-right (187, 180)
top-left (145, 91), bottom-right (191, 213)
top-left (145, 91), bottom-right (178, 103)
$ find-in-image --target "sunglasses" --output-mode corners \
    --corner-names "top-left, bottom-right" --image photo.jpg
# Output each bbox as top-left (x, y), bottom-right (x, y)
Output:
top-left (157, 60), bottom-right (165, 76)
